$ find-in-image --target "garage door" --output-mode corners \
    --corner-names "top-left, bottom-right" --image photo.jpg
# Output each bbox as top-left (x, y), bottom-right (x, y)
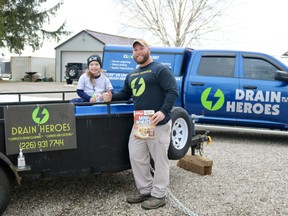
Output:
top-left (61, 51), bottom-right (103, 82)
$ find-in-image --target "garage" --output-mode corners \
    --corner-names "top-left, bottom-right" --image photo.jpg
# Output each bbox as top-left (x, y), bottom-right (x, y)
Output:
top-left (55, 30), bottom-right (135, 82)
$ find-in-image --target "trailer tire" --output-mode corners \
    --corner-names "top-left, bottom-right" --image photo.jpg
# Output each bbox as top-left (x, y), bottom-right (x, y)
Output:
top-left (168, 107), bottom-right (192, 160)
top-left (0, 167), bottom-right (11, 215)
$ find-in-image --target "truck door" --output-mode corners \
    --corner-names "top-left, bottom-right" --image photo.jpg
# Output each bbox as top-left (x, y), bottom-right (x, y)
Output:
top-left (238, 54), bottom-right (288, 129)
top-left (184, 52), bottom-right (239, 125)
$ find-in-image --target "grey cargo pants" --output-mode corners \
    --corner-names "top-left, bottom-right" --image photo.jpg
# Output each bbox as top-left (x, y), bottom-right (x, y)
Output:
top-left (128, 120), bottom-right (172, 198)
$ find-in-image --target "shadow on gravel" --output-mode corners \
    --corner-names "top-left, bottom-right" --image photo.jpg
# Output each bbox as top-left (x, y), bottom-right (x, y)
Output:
top-left (5, 170), bottom-right (136, 215)
top-left (12, 170), bottom-right (135, 197)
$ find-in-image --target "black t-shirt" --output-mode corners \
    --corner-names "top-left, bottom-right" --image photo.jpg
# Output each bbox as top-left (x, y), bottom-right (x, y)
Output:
top-left (112, 61), bottom-right (178, 125)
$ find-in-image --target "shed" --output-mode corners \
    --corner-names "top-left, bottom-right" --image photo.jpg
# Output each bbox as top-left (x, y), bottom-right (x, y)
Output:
top-left (10, 56), bottom-right (55, 81)
top-left (55, 30), bottom-right (136, 82)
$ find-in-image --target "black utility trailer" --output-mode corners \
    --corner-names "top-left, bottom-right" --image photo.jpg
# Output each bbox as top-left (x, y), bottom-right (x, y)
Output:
top-left (0, 91), bottom-right (209, 214)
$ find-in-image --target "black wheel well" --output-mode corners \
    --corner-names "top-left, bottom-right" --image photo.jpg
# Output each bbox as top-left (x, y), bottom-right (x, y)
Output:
top-left (0, 160), bottom-right (19, 185)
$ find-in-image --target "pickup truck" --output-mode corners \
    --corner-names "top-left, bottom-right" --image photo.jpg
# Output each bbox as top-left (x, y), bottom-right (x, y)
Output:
top-left (0, 91), bottom-right (209, 214)
top-left (103, 45), bottom-right (288, 130)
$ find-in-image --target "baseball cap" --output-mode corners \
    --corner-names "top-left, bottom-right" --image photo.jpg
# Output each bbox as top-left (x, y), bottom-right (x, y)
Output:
top-left (132, 39), bottom-right (150, 48)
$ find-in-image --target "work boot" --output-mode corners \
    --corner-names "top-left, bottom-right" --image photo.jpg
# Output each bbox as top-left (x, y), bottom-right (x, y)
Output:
top-left (126, 192), bottom-right (151, 204)
top-left (141, 196), bottom-right (166, 209)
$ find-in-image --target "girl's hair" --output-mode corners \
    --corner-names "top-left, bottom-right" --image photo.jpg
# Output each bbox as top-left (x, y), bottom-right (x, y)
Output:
top-left (86, 69), bottom-right (107, 86)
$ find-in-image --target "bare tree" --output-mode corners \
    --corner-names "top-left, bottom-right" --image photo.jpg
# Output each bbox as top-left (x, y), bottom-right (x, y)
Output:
top-left (120, 0), bottom-right (232, 47)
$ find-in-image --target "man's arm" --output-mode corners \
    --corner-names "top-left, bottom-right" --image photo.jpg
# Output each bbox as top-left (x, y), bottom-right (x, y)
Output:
top-left (158, 67), bottom-right (179, 116)
top-left (103, 75), bottom-right (132, 102)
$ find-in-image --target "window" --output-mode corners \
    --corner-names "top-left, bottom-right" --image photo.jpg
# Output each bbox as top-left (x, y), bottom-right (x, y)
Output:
top-left (243, 58), bottom-right (278, 80)
top-left (198, 56), bottom-right (235, 77)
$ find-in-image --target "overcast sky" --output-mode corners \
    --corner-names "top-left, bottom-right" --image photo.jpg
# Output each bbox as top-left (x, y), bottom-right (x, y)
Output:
top-left (8, 0), bottom-right (288, 59)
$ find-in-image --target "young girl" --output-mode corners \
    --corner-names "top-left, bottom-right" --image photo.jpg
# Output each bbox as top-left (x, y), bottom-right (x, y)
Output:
top-left (71, 54), bottom-right (114, 103)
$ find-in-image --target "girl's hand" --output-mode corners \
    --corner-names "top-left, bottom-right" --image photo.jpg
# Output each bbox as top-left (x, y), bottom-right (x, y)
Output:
top-left (89, 97), bottom-right (96, 103)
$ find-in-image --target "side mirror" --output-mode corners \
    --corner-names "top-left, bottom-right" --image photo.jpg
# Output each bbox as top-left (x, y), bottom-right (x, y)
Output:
top-left (275, 70), bottom-right (288, 82)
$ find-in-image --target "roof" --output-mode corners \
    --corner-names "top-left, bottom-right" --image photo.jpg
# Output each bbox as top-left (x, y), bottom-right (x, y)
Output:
top-left (86, 30), bottom-right (136, 45)
top-left (282, 51), bottom-right (288, 57)
top-left (55, 30), bottom-right (137, 49)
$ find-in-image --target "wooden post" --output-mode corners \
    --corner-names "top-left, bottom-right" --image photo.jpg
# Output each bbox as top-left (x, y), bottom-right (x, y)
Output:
top-left (177, 155), bottom-right (213, 175)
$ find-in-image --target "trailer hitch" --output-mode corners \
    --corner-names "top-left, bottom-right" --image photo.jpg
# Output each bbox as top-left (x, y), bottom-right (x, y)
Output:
top-left (190, 131), bottom-right (212, 156)
top-left (190, 114), bottom-right (212, 156)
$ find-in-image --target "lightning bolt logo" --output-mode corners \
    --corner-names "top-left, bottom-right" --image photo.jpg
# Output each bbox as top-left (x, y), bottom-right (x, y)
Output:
top-left (201, 87), bottom-right (225, 111)
top-left (32, 107), bottom-right (49, 124)
top-left (131, 77), bottom-right (146, 96)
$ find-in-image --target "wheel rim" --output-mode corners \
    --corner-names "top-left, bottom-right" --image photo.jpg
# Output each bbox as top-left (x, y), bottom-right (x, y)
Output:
top-left (69, 69), bottom-right (76, 77)
top-left (172, 117), bottom-right (189, 150)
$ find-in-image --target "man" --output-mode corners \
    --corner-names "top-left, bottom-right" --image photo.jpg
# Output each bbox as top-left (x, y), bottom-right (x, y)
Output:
top-left (103, 39), bottom-right (178, 210)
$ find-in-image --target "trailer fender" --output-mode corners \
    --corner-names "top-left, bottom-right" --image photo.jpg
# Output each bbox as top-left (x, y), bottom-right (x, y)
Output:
top-left (0, 152), bottom-right (21, 185)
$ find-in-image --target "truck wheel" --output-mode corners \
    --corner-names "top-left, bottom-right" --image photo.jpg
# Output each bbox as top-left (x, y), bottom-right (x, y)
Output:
top-left (168, 107), bottom-right (192, 160)
top-left (0, 167), bottom-right (11, 215)
top-left (66, 79), bottom-right (73, 84)
top-left (67, 66), bottom-right (79, 79)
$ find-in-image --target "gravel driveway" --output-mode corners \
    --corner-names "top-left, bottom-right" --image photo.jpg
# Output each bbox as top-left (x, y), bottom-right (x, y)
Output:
top-left (0, 81), bottom-right (78, 101)
top-left (1, 81), bottom-right (288, 216)
top-left (0, 81), bottom-right (77, 92)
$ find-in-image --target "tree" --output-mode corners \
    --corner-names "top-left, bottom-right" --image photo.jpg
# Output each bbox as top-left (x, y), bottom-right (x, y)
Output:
top-left (120, 0), bottom-right (232, 47)
top-left (0, 0), bottom-right (70, 54)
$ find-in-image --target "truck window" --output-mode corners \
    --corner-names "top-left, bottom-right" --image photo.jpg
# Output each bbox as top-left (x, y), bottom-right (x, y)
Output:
top-left (198, 56), bottom-right (235, 77)
top-left (243, 58), bottom-right (278, 80)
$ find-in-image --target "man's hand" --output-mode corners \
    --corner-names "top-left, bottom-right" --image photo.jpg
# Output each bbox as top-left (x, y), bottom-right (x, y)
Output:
top-left (102, 89), bottom-right (112, 102)
top-left (150, 111), bottom-right (165, 125)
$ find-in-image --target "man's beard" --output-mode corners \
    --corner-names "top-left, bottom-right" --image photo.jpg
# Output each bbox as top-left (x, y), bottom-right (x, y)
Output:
top-left (133, 52), bottom-right (150, 65)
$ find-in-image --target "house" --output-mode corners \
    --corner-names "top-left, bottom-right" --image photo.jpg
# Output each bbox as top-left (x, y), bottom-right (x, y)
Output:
top-left (55, 30), bottom-right (136, 82)
top-left (281, 51), bottom-right (288, 65)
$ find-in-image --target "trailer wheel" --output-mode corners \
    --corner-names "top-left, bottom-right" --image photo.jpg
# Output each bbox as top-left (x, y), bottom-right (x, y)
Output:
top-left (0, 167), bottom-right (11, 215)
top-left (168, 107), bottom-right (192, 160)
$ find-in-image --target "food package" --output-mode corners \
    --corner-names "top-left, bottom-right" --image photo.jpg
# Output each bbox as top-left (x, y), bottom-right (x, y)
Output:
top-left (134, 110), bottom-right (155, 139)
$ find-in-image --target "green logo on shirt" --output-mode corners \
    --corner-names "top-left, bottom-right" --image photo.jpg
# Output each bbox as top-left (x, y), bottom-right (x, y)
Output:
top-left (131, 77), bottom-right (146, 96)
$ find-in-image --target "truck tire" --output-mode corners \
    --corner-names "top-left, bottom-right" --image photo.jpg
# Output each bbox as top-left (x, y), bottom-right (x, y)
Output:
top-left (66, 79), bottom-right (73, 84)
top-left (67, 66), bottom-right (79, 79)
top-left (168, 107), bottom-right (192, 160)
top-left (0, 167), bottom-right (11, 215)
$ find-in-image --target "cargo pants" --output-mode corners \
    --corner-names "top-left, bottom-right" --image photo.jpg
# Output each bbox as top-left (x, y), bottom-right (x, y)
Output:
top-left (128, 120), bottom-right (172, 198)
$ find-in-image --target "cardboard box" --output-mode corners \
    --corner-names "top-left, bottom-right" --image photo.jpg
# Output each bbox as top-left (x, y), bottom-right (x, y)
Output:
top-left (134, 110), bottom-right (155, 139)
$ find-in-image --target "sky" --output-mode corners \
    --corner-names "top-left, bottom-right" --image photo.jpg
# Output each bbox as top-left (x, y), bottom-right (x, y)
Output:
top-left (4, 0), bottom-right (288, 60)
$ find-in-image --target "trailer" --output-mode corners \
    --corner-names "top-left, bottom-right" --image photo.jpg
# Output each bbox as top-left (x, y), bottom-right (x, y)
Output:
top-left (0, 91), bottom-right (209, 214)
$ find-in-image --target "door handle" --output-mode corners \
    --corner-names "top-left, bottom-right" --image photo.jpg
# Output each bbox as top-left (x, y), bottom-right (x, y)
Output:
top-left (243, 85), bottom-right (257, 89)
top-left (191, 82), bottom-right (204, 86)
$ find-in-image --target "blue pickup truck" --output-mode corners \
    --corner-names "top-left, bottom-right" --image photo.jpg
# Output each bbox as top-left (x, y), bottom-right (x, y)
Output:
top-left (103, 45), bottom-right (288, 130)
